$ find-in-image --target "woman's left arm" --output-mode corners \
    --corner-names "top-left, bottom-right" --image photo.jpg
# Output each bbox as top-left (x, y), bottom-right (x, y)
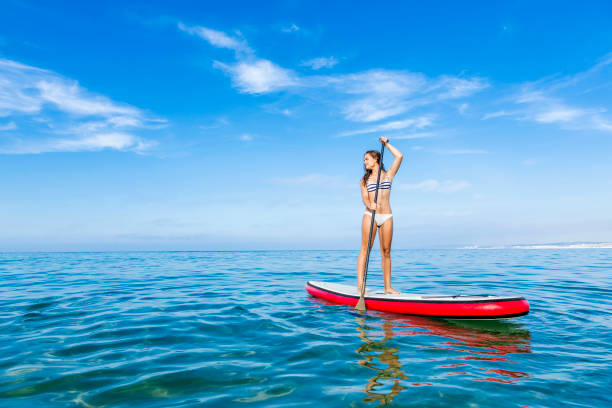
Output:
top-left (380, 137), bottom-right (403, 180)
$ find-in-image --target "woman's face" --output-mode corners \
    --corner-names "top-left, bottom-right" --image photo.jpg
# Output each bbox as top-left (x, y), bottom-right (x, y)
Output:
top-left (364, 153), bottom-right (377, 170)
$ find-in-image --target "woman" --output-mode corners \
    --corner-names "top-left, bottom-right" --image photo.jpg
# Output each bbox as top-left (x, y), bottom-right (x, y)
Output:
top-left (357, 137), bottom-right (403, 295)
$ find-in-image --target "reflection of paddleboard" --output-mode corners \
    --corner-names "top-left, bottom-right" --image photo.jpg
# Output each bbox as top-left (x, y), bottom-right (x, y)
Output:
top-left (306, 281), bottom-right (529, 319)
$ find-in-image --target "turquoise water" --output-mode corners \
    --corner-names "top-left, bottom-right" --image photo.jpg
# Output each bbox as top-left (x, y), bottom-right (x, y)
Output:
top-left (0, 250), bottom-right (610, 407)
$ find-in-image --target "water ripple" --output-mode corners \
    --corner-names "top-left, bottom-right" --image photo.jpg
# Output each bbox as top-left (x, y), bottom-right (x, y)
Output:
top-left (0, 250), bottom-right (610, 407)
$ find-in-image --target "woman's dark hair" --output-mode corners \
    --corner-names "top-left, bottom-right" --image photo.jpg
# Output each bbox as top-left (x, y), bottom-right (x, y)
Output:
top-left (362, 150), bottom-right (386, 187)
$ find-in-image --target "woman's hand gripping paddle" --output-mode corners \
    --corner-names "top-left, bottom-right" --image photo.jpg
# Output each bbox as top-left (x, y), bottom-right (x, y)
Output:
top-left (355, 141), bottom-right (385, 312)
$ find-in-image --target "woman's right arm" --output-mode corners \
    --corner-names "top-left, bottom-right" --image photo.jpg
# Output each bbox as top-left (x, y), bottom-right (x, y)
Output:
top-left (361, 181), bottom-right (375, 210)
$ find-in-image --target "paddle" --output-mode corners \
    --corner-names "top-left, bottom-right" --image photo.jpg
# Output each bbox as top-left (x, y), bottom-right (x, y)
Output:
top-left (355, 141), bottom-right (385, 312)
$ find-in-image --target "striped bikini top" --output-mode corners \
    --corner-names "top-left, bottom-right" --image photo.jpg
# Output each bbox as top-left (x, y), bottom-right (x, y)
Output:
top-left (366, 176), bottom-right (392, 192)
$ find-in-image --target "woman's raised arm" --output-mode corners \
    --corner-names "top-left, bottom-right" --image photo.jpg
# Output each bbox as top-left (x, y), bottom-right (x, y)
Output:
top-left (380, 137), bottom-right (403, 180)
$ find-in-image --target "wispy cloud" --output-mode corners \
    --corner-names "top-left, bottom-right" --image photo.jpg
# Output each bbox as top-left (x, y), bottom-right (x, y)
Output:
top-left (261, 103), bottom-right (293, 116)
top-left (398, 179), bottom-right (470, 193)
top-left (0, 59), bottom-right (48, 115)
top-left (485, 55), bottom-right (612, 132)
top-left (0, 58), bottom-right (161, 154)
top-left (213, 59), bottom-right (297, 94)
top-left (390, 132), bottom-right (436, 140)
top-left (338, 116), bottom-right (434, 136)
top-left (515, 88), bottom-right (612, 131)
top-left (533, 106), bottom-right (585, 124)
top-left (180, 22), bottom-right (298, 95)
top-left (482, 110), bottom-right (514, 120)
top-left (36, 80), bottom-right (140, 117)
top-left (179, 25), bottom-right (488, 124)
top-left (434, 76), bottom-right (488, 99)
top-left (301, 56), bottom-right (338, 70)
top-left (327, 70), bottom-right (486, 123)
top-left (281, 23), bottom-right (300, 33)
top-left (432, 149), bottom-right (488, 155)
top-left (0, 121), bottom-right (17, 131)
top-left (200, 116), bottom-right (230, 130)
top-left (178, 22), bottom-right (252, 55)
top-left (547, 52), bottom-right (612, 92)
top-left (330, 70), bottom-right (428, 122)
top-left (0, 132), bottom-right (154, 154)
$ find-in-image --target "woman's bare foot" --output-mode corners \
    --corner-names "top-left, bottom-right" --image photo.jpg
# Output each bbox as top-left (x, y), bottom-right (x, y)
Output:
top-left (385, 287), bottom-right (401, 295)
top-left (357, 287), bottom-right (370, 296)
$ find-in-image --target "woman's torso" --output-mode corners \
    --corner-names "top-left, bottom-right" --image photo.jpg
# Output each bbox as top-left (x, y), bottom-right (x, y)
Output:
top-left (364, 172), bottom-right (392, 214)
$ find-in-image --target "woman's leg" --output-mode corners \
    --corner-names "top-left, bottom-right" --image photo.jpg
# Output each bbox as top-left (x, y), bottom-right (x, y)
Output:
top-left (379, 217), bottom-right (400, 294)
top-left (357, 213), bottom-right (377, 294)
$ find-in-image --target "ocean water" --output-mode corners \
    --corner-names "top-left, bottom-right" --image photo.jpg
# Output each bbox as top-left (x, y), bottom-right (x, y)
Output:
top-left (0, 250), bottom-right (610, 407)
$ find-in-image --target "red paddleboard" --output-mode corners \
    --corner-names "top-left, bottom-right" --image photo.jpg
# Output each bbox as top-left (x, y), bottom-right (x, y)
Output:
top-left (306, 281), bottom-right (529, 319)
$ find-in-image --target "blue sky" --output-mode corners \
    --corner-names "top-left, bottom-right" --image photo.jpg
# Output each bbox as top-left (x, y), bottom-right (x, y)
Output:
top-left (1, 0), bottom-right (611, 250)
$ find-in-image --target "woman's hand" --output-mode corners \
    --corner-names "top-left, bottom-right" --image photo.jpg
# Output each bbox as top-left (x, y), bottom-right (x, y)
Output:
top-left (379, 137), bottom-right (388, 145)
top-left (369, 202), bottom-right (379, 211)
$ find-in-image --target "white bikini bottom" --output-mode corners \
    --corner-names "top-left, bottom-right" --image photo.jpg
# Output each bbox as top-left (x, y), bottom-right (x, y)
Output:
top-left (364, 211), bottom-right (393, 227)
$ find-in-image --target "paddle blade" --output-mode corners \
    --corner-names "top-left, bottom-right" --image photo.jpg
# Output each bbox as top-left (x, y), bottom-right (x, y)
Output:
top-left (355, 296), bottom-right (366, 311)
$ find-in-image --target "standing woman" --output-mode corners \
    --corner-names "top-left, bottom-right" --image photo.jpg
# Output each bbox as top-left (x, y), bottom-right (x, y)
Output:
top-left (357, 137), bottom-right (403, 295)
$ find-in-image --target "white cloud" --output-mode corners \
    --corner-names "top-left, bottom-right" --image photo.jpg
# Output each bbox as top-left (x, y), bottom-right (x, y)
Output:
top-left (0, 59), bottom-right (140, 119)
top-left (200, 116), bottom-right (230, 130)
top-left (434, 76), bottom-right (489, 99)
top-left (433, 149), bottom-right (488, 155)
top-left (281, 23), bottom-right (300, 33)
top-left (181, 23), bottom-right (299, 95)
top-left (0, 58), bottom-right (161, 154)
top-left (36, 80), bottom-right (139, 117)
top-left (533, 106), bottom-right (585, 123)
top-left (515, 91), bottom-right (611, 131)
top-left (0, 59), bottom-right (47, 115)
top-left (106, 116), bottom-right (143, 127)
top-left (332, 70), bottom-right (427, 122)
top-left (391, 132), bottom-right (436, 140)
top-left (332, 70), bottom-right (487, 122)
top-left (0, 121), bottom-right (17, 131)
top-left (239, 133), bottom-right (253, 141)
top-left (339, 116), bottom-right (433, 136)
top-left (547, 52), bottom-right (612, 92)
top-left (398, 179), bottom-right (470, 193)
top-left (178, 22), bottom-right (252, 55)
top-left (592, 117), bottom-right (612, 131)
top-left (50, 133), bottom-right (151, 152)
top-left (302, 57), bottom-right (338, 70)
top-left (482, 110), bottom-right (514, 120)
top-left (180, 26), bottom-right (488, 123)
top-left (261, 103), bottom-right (293, 116)
top-left (492, 57), bottom-right (612, 132)
top-left (337, 70), bottom-right (427, 96)
top-left (214, 59), bottom-right (297, 94)
top-left (0, 132), bottom-right (154, 154)
top-left (341, 97), bottom-right (408, 123)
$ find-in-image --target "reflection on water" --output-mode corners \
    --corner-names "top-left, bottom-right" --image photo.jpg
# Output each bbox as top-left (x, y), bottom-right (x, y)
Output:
top-left (354, 313), bottom-right (532, 405)
top-left (356, 319), bottom-right (408, 405)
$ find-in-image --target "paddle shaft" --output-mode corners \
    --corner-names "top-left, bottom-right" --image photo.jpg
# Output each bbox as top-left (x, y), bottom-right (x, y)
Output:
top-left (356, 142), bottom-right (385, 311)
